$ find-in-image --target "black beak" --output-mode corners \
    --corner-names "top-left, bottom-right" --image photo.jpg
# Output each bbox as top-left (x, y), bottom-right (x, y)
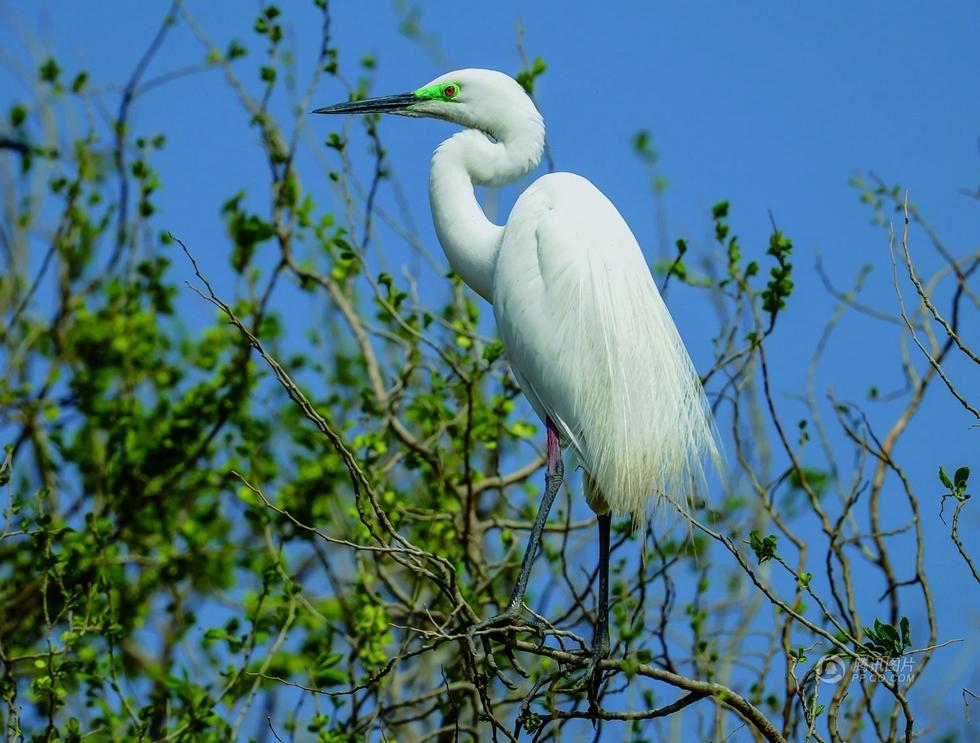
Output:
top-left (312, 92), bottom-right (417, 115)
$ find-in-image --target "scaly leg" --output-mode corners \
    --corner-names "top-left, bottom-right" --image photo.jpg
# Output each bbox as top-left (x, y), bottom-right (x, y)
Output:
top-left (466, 417), bottom-right (563, 673)
top-left (587, 511), bottom-right (612, 708)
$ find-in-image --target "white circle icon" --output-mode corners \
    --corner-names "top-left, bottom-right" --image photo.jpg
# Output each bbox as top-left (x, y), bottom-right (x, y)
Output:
top-left (816, 657), bottom-right (846, 683)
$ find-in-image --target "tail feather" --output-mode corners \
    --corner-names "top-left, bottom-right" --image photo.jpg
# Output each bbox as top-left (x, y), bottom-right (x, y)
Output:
top-left (561, 243), bottom-right (720, 519)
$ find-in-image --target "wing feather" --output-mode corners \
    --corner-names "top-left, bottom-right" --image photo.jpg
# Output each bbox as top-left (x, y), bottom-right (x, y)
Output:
top-left (494, 173), bottom-right (718, 518)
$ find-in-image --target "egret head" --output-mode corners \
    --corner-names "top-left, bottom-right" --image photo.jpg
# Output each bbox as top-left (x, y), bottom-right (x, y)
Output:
top-left (314, 68), bottom-right (539, 138)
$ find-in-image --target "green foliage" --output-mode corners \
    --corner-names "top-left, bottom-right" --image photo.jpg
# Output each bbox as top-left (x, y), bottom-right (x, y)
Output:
top-left (863, 617), bottom-right (912, 657)
top-left (849, 172), bottom-right (905, 226)
top-left (749, 530), bottom-right (778, 564)
top-left (761, 228), bottom-right (794, 331)
top-left (939, 465), bottom-right (970, 501)
top-left (515, 56), bottom-right (547, 96)
top-left (632, 129), bottom-right (658, 165)
top-left (38, 57), bottom-right (61, 85)
top-left (666, 238), bottom-right (688, 282)
top-left (642, 193), bottom-right (798, 357)
top-left (222, 191), bottom-right (277, 272)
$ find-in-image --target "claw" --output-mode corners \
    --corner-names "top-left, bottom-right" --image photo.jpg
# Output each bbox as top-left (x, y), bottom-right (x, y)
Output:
top-left (462, 608), bottom-right (544, 685)
top-left (585, 646), bottom-right (607, 711)
top-left (485, 639), bottom-right (518, 690)
top-left (569, 634), bottom-right (610, 710)
top-left (463, 630), bottom-right (513, 689)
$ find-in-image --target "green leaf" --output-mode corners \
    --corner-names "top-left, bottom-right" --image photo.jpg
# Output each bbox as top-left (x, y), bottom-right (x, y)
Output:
top-left (312, 667), bottom-right (348, 686)
top-left (9, 104), bottom-right (27, 128)
top-left (482, 339), bottom-right (504, 363)
top-left (879, 623), bottom-right (899, 646)
top-left (71, 72), bottom-right (88, 93)
top-left (939, 466), bottom-right (953, 489)
top-left (39, 57), bottom-right (61, 83)
top-left (227, 39), bottom-right (247, 59)
top-left (954, 466), bottom-right (969, 489)
top-left (515, 56), bottom-right (548, 95)
top-left (749, 530), bottom-right (778, 564)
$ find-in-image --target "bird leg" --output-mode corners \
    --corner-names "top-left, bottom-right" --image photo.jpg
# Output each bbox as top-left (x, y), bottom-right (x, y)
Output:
top-left (465, 417), bottom-right (563, 677)
top-left (586, 511), bottom-right (612, 709)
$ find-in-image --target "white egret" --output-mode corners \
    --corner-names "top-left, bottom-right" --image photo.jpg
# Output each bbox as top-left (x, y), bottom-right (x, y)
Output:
top-left (315, 69), bottom-right (718, 695)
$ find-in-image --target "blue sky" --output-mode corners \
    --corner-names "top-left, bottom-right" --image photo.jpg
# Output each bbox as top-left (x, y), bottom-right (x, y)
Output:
top-left (3, 0), bottom-right (978, 738)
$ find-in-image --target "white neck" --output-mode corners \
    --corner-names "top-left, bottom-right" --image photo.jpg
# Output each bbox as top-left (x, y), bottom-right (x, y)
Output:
top-left (428, 113), bottom-right (545, 301)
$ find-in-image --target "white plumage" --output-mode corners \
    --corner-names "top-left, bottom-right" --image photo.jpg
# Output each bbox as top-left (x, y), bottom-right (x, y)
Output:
top-left (495, 173), bottom-right (717, 516)
top-left (423, 69), bottom-right (718, 519)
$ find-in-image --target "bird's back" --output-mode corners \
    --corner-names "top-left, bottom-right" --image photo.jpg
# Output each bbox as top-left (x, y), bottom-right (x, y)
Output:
top-left (493, 172), bottom-right (718, 518)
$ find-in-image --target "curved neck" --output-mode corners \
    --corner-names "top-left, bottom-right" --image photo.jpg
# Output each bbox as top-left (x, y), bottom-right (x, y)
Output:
top-left (429, 114), bottom-right (545, 301)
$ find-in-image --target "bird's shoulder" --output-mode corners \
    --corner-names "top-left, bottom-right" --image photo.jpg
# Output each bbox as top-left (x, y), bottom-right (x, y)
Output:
top-left (502, 171), bottom-right (644, 290)
top-left (517, 171), bottom-right (608, 212)
top-left (513, 172), bottom-right (636, 246)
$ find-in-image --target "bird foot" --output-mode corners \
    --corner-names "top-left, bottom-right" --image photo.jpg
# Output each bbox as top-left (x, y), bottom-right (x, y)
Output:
top-left (573, 634), bottom-right (610, 711)
top-left (463, 608), bottom-right (544, 686)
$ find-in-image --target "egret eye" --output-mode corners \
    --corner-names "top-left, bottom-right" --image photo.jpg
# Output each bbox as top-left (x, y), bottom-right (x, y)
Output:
top-left (442, 84), bottom-right (457, 98)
